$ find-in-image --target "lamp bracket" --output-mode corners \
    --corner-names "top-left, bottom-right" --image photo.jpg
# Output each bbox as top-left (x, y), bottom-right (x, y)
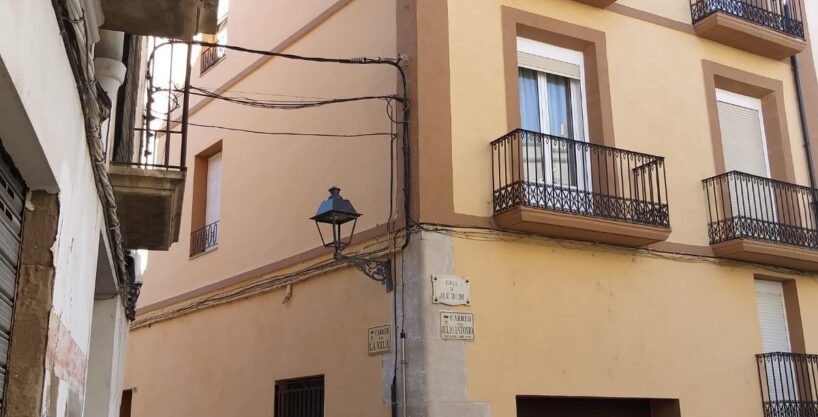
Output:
top-left (343, 255), bottom-right (393, 292)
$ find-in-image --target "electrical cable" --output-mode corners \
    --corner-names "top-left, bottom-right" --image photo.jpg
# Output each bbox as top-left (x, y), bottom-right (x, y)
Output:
top-left (188, 86), bottom-right (400, 110)
top-left (171, 119), bottom-right (394, 138)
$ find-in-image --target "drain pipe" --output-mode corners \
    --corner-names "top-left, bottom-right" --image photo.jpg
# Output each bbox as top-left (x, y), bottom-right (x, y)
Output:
top-left (790, 54), bottom-right (818, 228)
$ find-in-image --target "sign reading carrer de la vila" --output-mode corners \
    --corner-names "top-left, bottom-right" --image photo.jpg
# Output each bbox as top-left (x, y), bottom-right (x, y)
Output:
top-left (440, 311), bottom-right (474, 341)
top-left (432, 275), bottom-right (471, 306)
top-left (368, 325), bottom-right (391, 355)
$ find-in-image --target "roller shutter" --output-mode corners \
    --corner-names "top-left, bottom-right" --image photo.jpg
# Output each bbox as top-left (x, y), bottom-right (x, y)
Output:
top-left (755, 279), bottom-right (791, 353)
top-left (0, 152), bottom-right (25, 411)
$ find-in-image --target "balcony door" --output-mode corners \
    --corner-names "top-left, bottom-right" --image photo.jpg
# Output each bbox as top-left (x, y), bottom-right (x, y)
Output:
top-left (755, 279), bottom-right (792, 403)
top-left (517, 38), bottom-right (591, 208)
top-left (716, 89), bottom-right (777, 226)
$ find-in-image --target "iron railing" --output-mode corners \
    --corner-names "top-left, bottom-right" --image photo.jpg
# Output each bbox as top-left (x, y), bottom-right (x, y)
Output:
top-left (690, 0), bottom-right (805, 39)
top-left (275, 376), bottom-right (324, 417)
top-left (703, 171), bottom-right (818, 249)
top-left (189, 221), bottom-right (219, 257)
top-left (114, 38), bottom-right (190, 171)
top-left (200, 44), bottom-right (225, 74)
top-left (491, 129), bottom-right (669, 228)
top-left (757, 352), bottom-right (818, 417)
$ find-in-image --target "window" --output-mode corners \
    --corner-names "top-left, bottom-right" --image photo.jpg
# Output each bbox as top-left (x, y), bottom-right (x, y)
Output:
top-left (517, 37), bottom-right (591, 194)
top-left (205, 152), bottom-right (222, 227)
top-left (755, 279), bottom-right (791, 354)
top-left (274, 375), bottom-right (324, 417)
top-left (755, 279), bottom-right (793, 403)
top-left (190, 143), bottom-right (222, 257)
top-left (716, 89), bottom-right (770, 178)
top-left (200, 0), bottom-right (229, 73)
top-left (716, 89), bottom-right (776, 226)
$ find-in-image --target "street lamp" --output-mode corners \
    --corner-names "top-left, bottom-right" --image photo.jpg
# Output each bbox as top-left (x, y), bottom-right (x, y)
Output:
top-left (311, 187), bottom-right (393, 292)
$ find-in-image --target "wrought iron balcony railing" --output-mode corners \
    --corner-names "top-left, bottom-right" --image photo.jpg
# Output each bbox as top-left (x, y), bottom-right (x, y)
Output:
top-left (703, 171), bottom-right (818, 250)
top-left (690, 0), bottom-right (805, 39)
top-left (491, 129), bottom-right (669, 228)
top-left (114, 38), bottom-right (190, 171)
top-left (200, 44), bottom-right (226, 74)
top-left (757, 352), bottom-right (818, 417)
top-left (190, 221), bottom-right (219, 257)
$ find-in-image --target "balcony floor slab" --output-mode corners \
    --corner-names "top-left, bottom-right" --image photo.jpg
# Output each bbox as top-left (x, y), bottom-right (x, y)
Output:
top-left (711, 238), bottom-right (818, 271)
top-left (494, 206), bottom-right (671, 247)
top-left (693, 13), bottom-right (806, 60)
top-left (108, 165), bottom-right (185, 251)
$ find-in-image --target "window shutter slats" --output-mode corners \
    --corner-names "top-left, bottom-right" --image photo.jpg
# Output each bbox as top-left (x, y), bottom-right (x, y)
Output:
top-left (755, 280), bottom-right (791, 353)
top-left (717, 100), bottom-right (767, 177)
top-left (517, 51), bottom-right (581, 80)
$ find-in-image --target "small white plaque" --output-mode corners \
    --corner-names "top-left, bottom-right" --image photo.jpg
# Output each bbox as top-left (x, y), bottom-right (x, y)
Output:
top-left (432, 275), bottom-right (471, 306)
top-left (440, 311), bottom-right (474, 341)
top-left (368, 325), bottom-right (391, 355)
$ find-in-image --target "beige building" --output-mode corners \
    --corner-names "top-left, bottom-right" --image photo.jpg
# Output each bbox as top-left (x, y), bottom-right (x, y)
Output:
top-left (125, 0), bottom-right (818, 416)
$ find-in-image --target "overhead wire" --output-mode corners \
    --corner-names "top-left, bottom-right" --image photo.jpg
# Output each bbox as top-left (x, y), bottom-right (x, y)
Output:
top-left (158, 118), bottom-right (394, 138)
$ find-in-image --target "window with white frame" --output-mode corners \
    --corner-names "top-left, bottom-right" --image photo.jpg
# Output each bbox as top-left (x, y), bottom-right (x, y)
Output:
top-left (517, 37), bottom-right (590, 190)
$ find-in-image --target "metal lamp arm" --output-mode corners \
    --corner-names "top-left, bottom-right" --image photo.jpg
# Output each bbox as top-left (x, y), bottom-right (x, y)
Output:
top-left (340, 254), bottom-right (393, 292)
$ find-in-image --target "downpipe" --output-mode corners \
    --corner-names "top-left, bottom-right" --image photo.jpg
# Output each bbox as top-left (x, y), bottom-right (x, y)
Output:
top-left (790, 54), bottom-right (818, 229)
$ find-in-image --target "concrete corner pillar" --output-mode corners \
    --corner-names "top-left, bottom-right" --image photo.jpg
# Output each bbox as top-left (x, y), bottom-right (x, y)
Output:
top-left (4, 191), bottom-right (59, 417)
top-left (400, 231), bottom-right (490, 417)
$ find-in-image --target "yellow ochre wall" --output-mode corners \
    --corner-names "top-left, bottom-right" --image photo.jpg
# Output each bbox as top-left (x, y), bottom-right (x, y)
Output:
top-left (136, 0), bottom-right (397, 309)
top-left (451, 236), bottom-right (818, 416)
top-left (124, 266), bottom-right (391, 417)
top-left (125, 0), bottom-right (397, 416)
top-left (447, 0), bottom-right (811, 246)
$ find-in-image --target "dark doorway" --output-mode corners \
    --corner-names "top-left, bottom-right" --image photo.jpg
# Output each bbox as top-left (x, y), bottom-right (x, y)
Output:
top-left (517, 396), bottom-right (680, 417)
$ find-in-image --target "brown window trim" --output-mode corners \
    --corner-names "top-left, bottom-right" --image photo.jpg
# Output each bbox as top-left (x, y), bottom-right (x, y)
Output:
top-left (702, 60), bottom-right (796, 182)
top-left (502, 6), bottom-right (616, 147)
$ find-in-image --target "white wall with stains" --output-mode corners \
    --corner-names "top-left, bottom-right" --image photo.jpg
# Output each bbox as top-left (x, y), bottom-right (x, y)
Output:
top-left (0, 0), bottom-right (129, 416)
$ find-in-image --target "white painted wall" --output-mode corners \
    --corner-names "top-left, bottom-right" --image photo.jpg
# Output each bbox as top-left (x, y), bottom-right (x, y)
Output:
top-left (86, 297), bottom-right (130, 417)
top-left (0, 1), bottom-right (128, 416)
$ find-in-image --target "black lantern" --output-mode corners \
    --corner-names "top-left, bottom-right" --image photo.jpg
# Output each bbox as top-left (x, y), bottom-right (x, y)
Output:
top-left (311, 187), bottom-right (361, 260)
top-left (311, 187), bottom-right (392, 292)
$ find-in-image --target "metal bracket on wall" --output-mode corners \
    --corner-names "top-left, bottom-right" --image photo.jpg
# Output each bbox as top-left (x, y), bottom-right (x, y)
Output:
top-left (344, 255), bottom-right (393, 292)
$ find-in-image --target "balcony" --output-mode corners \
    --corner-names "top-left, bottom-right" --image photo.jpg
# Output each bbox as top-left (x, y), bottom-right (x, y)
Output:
top-left (572, 0), bottom-right (618, 7)
top-left (703, 171), bottom-right (818, 271)
top-left (100, 0), bottom-right (220, 40)
top-left (690, 0), bottom-right (806, 60)
top-left (190, 221), bottom-right (219, 257)
top-left (756, 352), bottom-right (818, 417)
top-left (491, 129), bottom-right (671, 247)
top-left (200, 45), bottom-right (226, 74)
top-left (109, 39), bottom-right (189, 251)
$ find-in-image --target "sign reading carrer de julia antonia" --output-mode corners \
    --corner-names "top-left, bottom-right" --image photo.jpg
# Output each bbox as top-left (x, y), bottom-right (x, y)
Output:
top-left (439, 312), bottom-right (474, 341)
top-left (368, 325), bottom-right (391, 355)
top-left (432, 275), bottom-right (471, 306)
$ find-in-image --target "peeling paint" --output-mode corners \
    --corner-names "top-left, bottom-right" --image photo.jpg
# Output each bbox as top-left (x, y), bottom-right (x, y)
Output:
top-left (45, 313), bottom-right (88, 394)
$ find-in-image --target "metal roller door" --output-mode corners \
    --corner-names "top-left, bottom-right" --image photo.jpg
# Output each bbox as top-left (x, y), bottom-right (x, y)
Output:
top-left (0, 153), bottom-right (26, 410)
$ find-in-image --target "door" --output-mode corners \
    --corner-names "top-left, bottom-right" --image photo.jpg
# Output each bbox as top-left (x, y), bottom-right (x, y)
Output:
top-left (0, 154), bottom-right (26, 412)
top-left (205, 151), bottom-right (222, 226)
top-left (716, 89), bottom-right (776, 228)
top-left (755, 279), bottom-right (792, 403)
top-left (517, 38), bottom-right (591, 209)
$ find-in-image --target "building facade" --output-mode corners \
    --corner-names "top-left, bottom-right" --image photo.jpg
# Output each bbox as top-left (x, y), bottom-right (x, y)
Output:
top-left (0, 0), bottom-right (217, 416)
top-left (125, 0), bottom-right (818, 416)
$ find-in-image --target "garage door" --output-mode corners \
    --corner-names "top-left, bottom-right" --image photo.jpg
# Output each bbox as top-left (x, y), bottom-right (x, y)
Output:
top-left (517, 397), bottom-right (652, 417)
top-left (0, 151), bottom-right (26, 410)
